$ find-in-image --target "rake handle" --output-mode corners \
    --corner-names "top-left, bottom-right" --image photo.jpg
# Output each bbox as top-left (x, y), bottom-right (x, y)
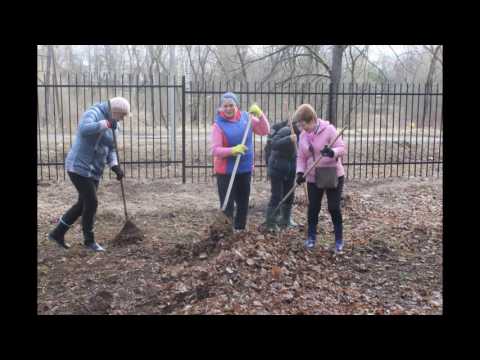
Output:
top-left (272, 125), bottom-right (347, 215)
top-left (111, 127), bottom-right (129, 221)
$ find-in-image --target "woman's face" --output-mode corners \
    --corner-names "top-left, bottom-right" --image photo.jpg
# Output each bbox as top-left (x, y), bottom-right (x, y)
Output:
top-left (112, 111), bottom-right (127, 121)
top-left (222, 100), bottom-right (237, 117)
top-left (298, 119), bottom-right (316, 133)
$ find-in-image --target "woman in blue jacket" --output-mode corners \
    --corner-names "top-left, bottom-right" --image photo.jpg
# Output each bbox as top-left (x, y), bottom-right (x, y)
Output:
top-left (48, 97), bottom-right (130, 252)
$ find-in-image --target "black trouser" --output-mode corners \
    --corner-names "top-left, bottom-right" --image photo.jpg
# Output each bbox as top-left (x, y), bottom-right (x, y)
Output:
top-left (307, 176), bottom-right (344, 242)
top-left (62, 172), bottom-right (99, 243)
top-left (268, 172), bottom-right (295, 210)
top-left (216, 172), bottom-right (251, 230)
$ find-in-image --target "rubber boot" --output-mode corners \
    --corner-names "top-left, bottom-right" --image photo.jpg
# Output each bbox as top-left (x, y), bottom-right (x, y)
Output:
top-left (279, 203), bottom-right (298, 229)
top-left (83, 230), bottom-right (105, 252)
top-left (48, 218), bottom-right (71, 249)
top-left (264, 206), bottom-right (280, 232)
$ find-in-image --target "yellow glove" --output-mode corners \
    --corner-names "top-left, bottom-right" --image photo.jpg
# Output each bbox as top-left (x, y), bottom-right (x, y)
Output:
top-left (249, 103), bottom-right (263, 117)
top-left (231, 144), bottom-right (248, 156)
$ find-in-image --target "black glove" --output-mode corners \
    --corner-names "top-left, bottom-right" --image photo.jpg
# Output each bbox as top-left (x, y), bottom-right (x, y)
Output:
top-left (296, 172), bottom-right (305, 185)
top-left (320, 145), bottom-right (334, 158)
top-left (107, 119), bottom-right (118, 130)
top-left (111, 165), bottom-right (124, 180)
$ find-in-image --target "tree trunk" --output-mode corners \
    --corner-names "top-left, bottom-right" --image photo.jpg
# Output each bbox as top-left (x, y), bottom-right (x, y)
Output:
top-left (328, 45), bottom-right (346, 126)
top-left (421, 45), bottom-right (441, 127)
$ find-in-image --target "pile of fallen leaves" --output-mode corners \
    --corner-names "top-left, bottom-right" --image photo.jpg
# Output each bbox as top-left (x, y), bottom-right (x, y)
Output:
top-left (37, 177), bottom-right (442, 315)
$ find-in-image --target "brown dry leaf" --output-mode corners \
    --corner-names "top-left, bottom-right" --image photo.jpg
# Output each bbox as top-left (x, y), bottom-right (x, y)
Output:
top-left (271, 266), bottom-right (282, 280)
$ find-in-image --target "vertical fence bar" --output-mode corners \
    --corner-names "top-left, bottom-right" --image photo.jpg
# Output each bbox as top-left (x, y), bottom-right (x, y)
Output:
top-left (59, 73), bottom-right (66, 180)
top-left (437, 85), bottom-right (443, 177)
top-left (353, 83), bottom-right (358, 179)
top-left (44, 76), bottom-right (51, 180)
top-left (37, 85), bottom-right (43, 180)
top-left (365, 84), bottom-right (373, 178)
top-left (175, 75), bottom-right (179, 179)
top-left (158, 73), bottom-right (163, 179)
top-left (136, 74), bottom-right (140, 178)
top-left (104, 73), bottom-right (109, 180)
top-left (53, 72), bottom-right (59, 180)
top-left (182, 75), bottom-right (186, 184)
top-left (371, 83), bottom-right (377, 179)
top-left (396, 84), bottom-right (402, 177)
top-left (190, 80), bottom-right (193, 183)
top-left (143, 75), bottom-right (147, 178)
top-left (426, 83), bottom-right (434, 177)
top-left (359, 83), bottom-right (365, 178)
top-left (432, 83), bottom-right (439, 177)
top-left (67, 74), bottom-right (72, 160)
top-left (195, 80), bottom-right (199, 183)
top-left (129, 74), bottom-right (133, 177)
top-left (280, 82), bottom-right (284, 122)
top-left (346, 83), bottom-right (352, 179)
top-left (383, 83), bottom-right (390, 178)
top-left (151, 74), bottom-right (155, 178)
top-left (377, 83), bottom-right (383, 178)
top-left (203, 79), bottom-right (207, 182)
top-left (75, 73), bottom-right (79, 130)
top-left (402, 83), bottom-right (408, 177)
top-left (320, 82), bottom-right (324, 118)
top-left (408, 83), bottom-right (414, 177)
top-left (121, 74), bottom-right (126, 177)
top-left (420, 83), bottom-right (427, 177)
top-left (390, 84), bottom-right (397, 177)
top-left (413, 83), bottom-right (419, 176)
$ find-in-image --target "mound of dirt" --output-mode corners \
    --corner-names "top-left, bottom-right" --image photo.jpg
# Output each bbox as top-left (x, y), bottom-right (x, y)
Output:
top-left (113, 220), bottom-right (144, 245)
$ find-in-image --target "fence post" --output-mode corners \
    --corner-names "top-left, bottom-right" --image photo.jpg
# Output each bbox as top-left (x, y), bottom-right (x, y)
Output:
top-left (182, 76), bottom-right (186, 184)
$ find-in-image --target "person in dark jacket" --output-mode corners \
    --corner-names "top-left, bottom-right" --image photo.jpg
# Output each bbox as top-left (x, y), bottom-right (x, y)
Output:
top-left (264, 119), bottom-right (301, 231)
top-left (48, 97), bottom-right (130, 252)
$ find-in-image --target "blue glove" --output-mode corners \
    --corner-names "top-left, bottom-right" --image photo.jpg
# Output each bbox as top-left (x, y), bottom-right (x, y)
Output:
top-left (320, 145), bottom-right (334, 158)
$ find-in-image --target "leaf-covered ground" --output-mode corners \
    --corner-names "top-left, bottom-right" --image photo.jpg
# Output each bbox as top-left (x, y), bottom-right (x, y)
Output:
top-left (37, 176), bottom-right (442, 315)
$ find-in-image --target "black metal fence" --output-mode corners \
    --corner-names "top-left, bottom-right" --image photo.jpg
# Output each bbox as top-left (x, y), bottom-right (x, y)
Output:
top-left (37, 73), bottom-right (443, 182)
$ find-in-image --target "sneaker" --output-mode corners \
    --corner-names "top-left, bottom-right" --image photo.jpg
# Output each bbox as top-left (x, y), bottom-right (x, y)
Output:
top-left (84, 242), bottom-right (105, 252)
top-left (335, 240), bottom-right (344, 254)
top-left (304, 237), bottom-right (316, 250)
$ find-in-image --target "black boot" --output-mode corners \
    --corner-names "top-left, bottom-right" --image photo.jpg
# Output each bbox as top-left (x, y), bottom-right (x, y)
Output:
top-left (48, 218), bottom-right (71, 249)
top-left (83, 230), bottom-right (105, 252)
top-left (279, 203), bottom-right (298, 229)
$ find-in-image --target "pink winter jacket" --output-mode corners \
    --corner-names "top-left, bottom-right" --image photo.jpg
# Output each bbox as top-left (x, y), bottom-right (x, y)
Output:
top-left (296, 118), bottom-right (346, 182)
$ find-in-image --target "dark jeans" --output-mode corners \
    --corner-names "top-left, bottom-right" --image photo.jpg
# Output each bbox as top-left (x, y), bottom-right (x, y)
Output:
top-left (307, 176), bottom-right (344, 242)
top-left (216, 172), bottom-right (251, 230)
top-left (62, 172), bottom-right (99, 243)
top-left (268, 173), bottom-right (295, 210)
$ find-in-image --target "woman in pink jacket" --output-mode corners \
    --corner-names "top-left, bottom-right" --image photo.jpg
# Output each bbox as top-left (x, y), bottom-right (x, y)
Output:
top-left (294, 104), bottom-right (346, 252)
top-left (210, 92), bottom-right (270, 231)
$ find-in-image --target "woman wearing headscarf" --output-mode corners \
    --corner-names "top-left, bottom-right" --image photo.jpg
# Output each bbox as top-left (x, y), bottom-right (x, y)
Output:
top-left (210, 92), bottom-right (270, 231)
